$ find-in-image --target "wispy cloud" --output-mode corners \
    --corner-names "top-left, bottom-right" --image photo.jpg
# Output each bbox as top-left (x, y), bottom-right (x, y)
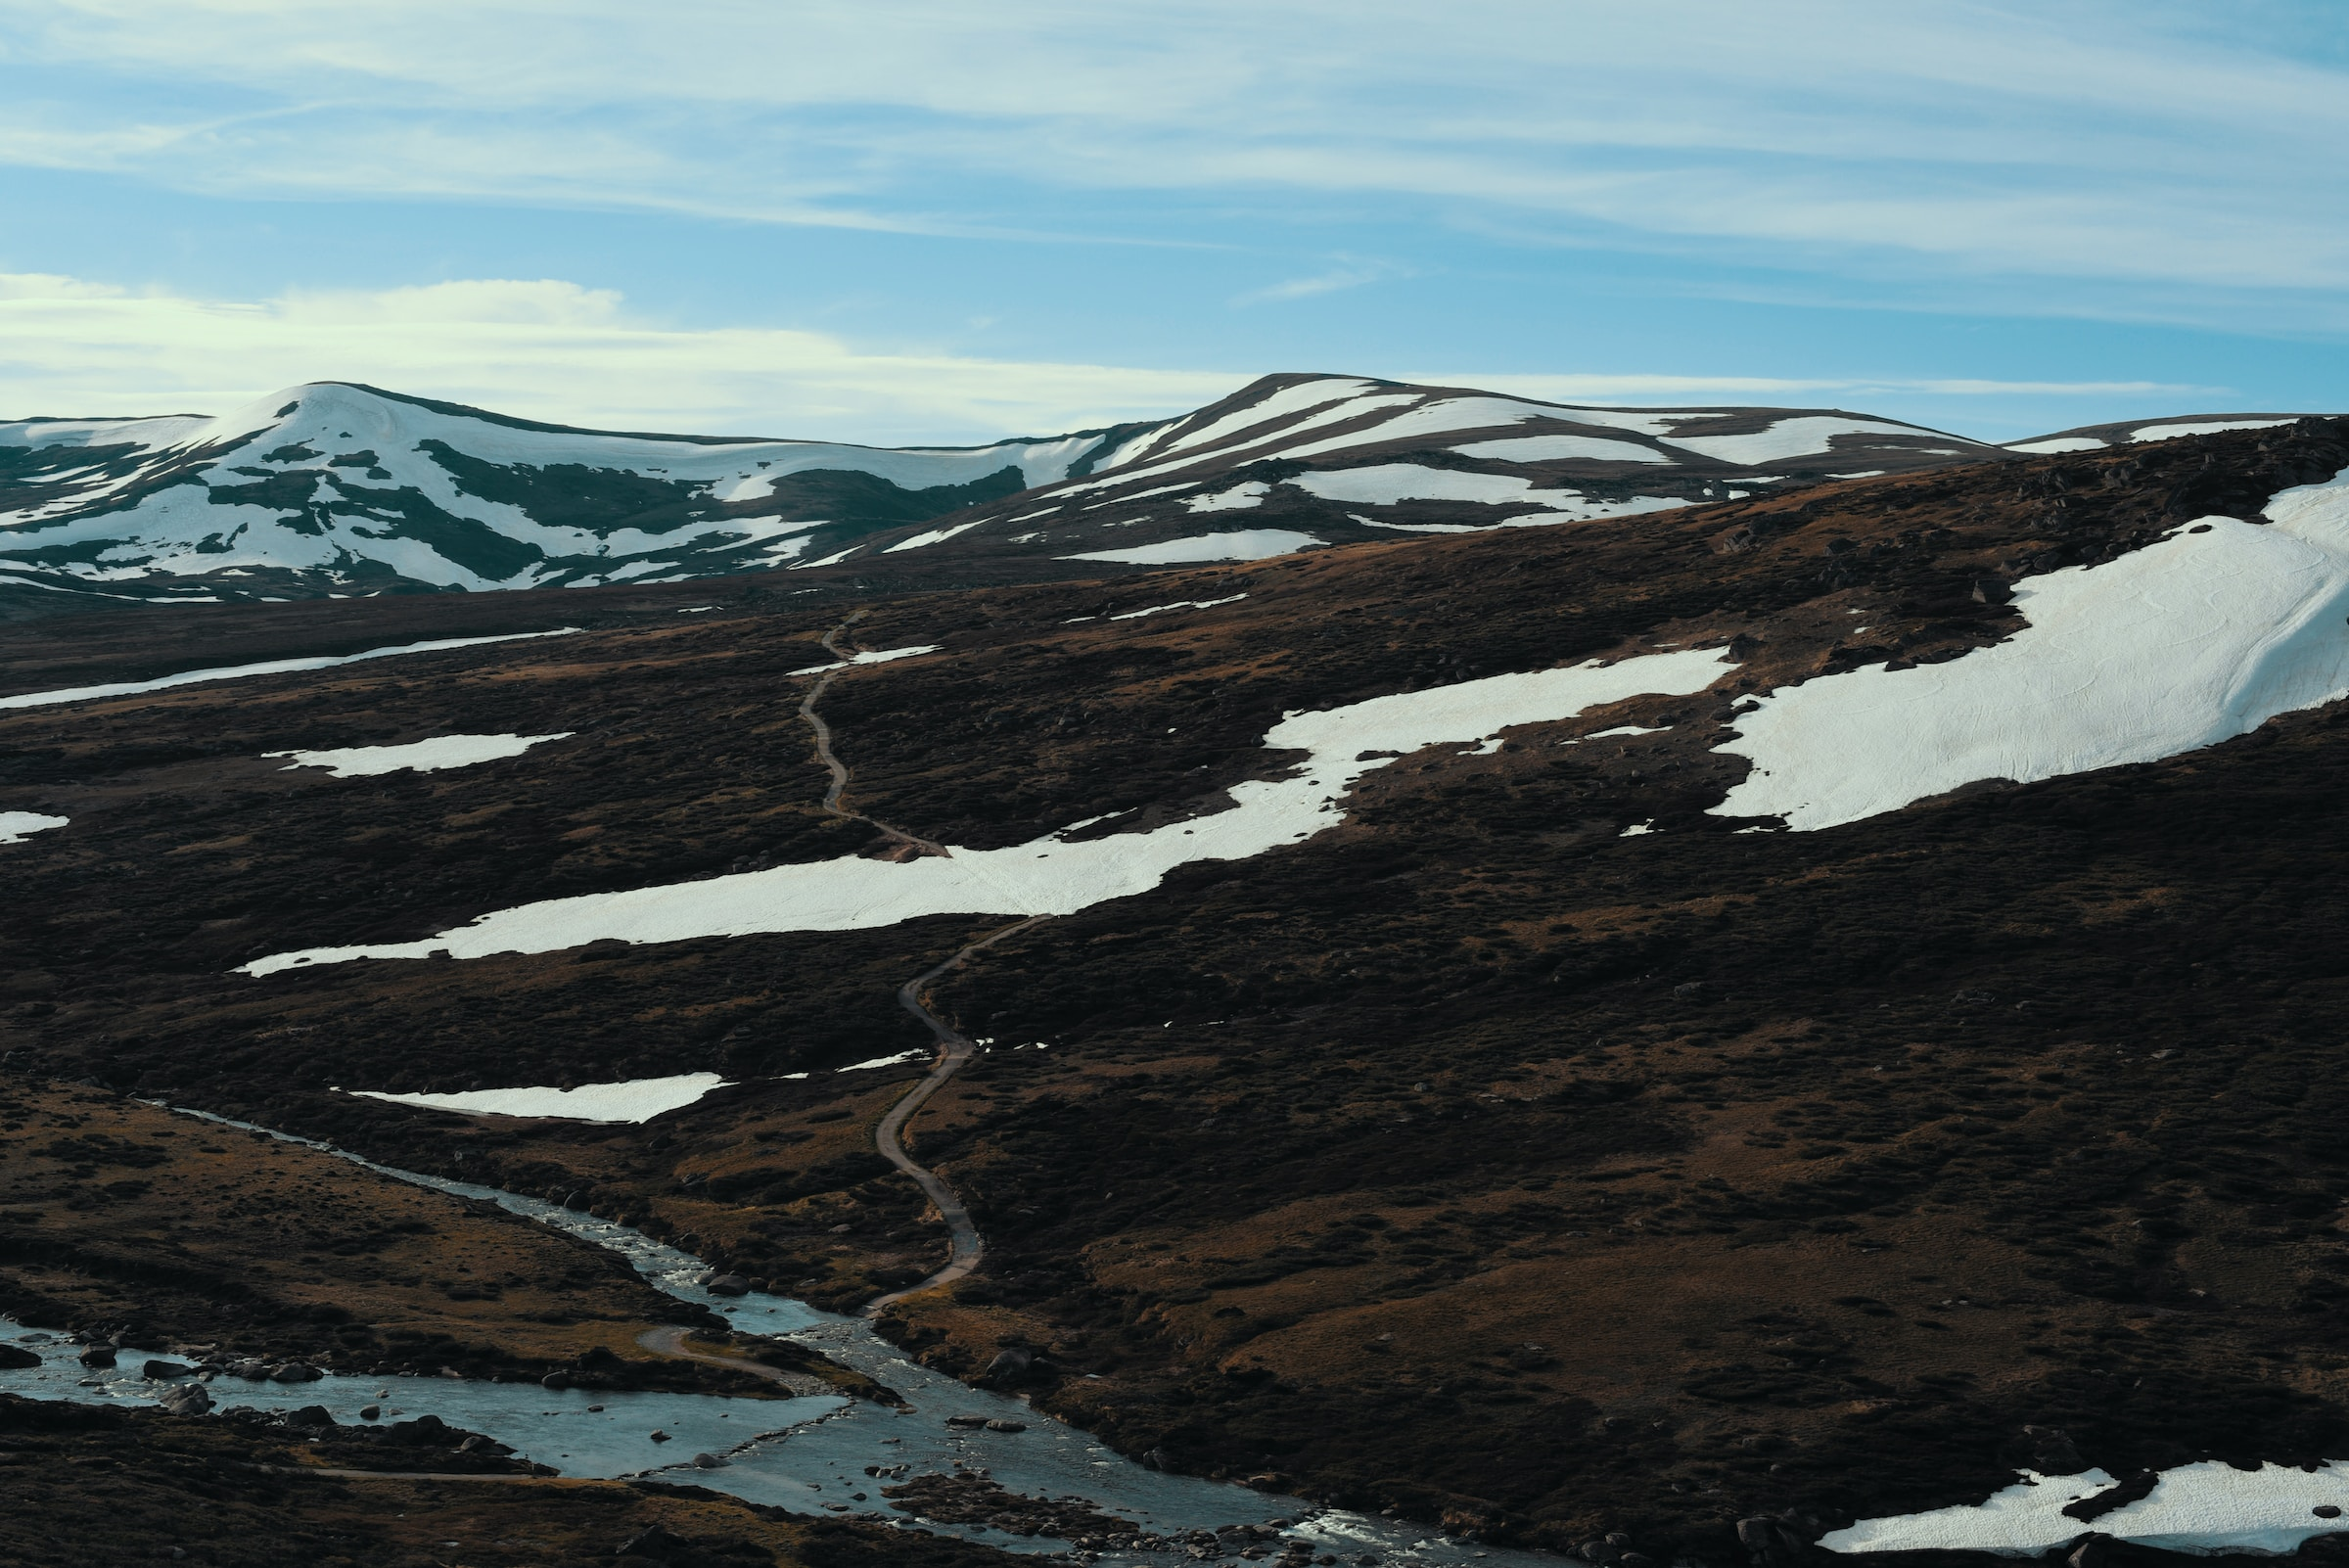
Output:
top-left (1233, 258), bottom-right (1412, 306)
top-left (4, 1), bottom-right (2348, 317)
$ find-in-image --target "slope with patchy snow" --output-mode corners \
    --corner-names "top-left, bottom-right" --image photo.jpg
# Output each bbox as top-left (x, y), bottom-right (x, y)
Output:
top-left (847, 373), bottom-right (2012, 572)
top-left (0, 381), bottom-right (1118, 603)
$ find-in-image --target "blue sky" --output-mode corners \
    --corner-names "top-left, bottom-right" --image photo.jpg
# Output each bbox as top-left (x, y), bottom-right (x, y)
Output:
top-left (1, 0), bottom-right (2344, 443)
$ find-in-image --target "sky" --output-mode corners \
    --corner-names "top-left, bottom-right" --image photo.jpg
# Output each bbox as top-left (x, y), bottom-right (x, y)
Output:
top-left (1, 0), bottom-right (2345, 444)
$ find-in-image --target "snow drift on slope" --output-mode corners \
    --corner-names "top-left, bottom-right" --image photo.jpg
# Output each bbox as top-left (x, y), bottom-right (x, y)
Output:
top-left (1822, 1460), bottom-right (2349, 1557)
top-left (1714, 469), bottom-right (2349, 830)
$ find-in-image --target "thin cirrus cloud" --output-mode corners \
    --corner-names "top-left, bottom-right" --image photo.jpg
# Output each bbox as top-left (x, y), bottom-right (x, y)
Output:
top-left (2, 0), bottom-right (2347, 306)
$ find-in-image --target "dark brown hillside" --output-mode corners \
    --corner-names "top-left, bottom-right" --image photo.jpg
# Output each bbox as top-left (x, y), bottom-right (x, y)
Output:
top-left (5, 418), bottom-right (2349, 1561)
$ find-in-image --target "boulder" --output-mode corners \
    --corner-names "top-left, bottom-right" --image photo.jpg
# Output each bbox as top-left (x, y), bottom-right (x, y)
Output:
top-left (143, 1360), bottom-right (195, 1381)
top-left (985, 1418), bottom-right (1027, 1434)
top-left (692, 1451), bottom-right (729, 1468)
top-left (358, 1405), bottom-right (381, 1421)
top-left (618, 1525), bottom-right (687, 1560)
top-left (157, 1383), bottom-right (212, 1416)
top-left (540, 1370), bottom-right (571, 1390)
top-left (77, 1345), bottom-right (116, 1369)
top-left (284, 1405), bottom-right (336, 1429)
top-left (0, 1344), bottom-right (39, 1370)
top-left (706, 1274), bottom-right (751, 1297)
top-left (268, 1362), bottom-right (323, 1383)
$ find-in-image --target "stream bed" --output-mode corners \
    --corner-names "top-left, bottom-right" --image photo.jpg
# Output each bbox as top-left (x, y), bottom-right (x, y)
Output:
top-left (0, 1105), bottom-right (1552, 1567)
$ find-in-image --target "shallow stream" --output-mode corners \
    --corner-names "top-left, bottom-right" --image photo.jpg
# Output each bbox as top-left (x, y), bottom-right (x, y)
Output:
top-left (0, 1106), bottom-right (1549, 1566)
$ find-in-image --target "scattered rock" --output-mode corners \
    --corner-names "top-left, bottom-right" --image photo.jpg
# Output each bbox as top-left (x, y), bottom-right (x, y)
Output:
top-left (77, 1345), bottom-right (116, 1369)
top-left (541, 1370), bottom-right (571, 1390)
top-left (983, 1347), bottom-right (1033, 1383)
top-left (142, 1360), bottom-right (194, 1381)
top-left (649, 1429), bottom-right (672, 1443)
top-left (358, 1405), bottom-right (381, 1421)
top-left (985, 1418), bottom-right (1026, 1433)
top-left (944, 1413), bottom-right (990, 1428)
top-left (267, 1362), bottom-right (322, 1383)
top-left (692, 1452), bottom-right (728, 1468)
top-left (0, 1345), bottom-right (39, 1370)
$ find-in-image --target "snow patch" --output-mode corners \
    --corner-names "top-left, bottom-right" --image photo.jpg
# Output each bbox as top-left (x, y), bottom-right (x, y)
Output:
top-left (1715, 473), bottom-right (2349, 831)
top-left (270, 732), bottom-right (574, 778)
top-left (1110, 594), bottom-right (1248, 622)
top-left (346, 1073), bottom-right (727, 1124)
top-left (0, 811), bottom-right (68, 844)
top-left (786, 645), bottom-right (941, 676)
top-left (1449, 434), bottom-right (1672, 464)
top-left (0, 629), bottom-right (582, 712)
top-left (838, 1051), bottom-right (927, 1072)
top-left (883, 519), bottom-right (990, 554)
top-left (1665, 417), bottom-right (1959, 466)
top-left (2133, 419), bottom-right (2299, 442)
top-left (1184, 483), bottom-right (1271, 513)
top-left (1062, 530), bottom-right (1322, 565)
top-left (2005, 438), bottom-right (2107, 454)
top-left (1823, 1460), bottom-right (2349, 1557)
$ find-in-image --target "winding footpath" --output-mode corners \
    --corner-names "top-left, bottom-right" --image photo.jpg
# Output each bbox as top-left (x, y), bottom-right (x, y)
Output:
top-left (797, 611), bottom-right (948, 859)
top-left (794, 616), bottom-right (1041, 1314)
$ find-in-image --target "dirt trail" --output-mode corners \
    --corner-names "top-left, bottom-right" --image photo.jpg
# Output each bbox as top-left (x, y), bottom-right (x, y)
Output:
top-left (864, 915), bottom-right (1051, 1314)
top-left (797, 611), bottom-right (948, 857)
top-left (635, 1325), bottom-right (830, 1396)
top-left (792, 613), bottom-right (1042, 1315)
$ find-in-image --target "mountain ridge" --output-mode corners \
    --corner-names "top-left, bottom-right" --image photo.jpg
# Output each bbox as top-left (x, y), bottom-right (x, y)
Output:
top-left (7, 373), bottom-right (2326, 617)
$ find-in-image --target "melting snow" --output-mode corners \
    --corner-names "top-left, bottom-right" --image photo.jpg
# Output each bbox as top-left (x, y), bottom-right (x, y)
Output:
top-left (0, 629), bottom-right (582, 712)
top-left (1823, 1461), bottom-right (2349, 1557)
top-left (239, 647), bottom-right (1734, 975)
top-left (1184, 483), bottom-right (1271, 513)
top-left (1062, 530), bottom-right (1323, 565)
top-left (787, 646), bottom-right (941, 675)
top-left (1715, 473), bottom-right (2349, 831)
top-left (0, 811), bottom-right (67, 844)
top-left (1109, 594), bottom-right (1248, 621)
top-left (270, 732), bottom-right (574, 778)
top-left (1449, 434), bottom-right (1671, 464)
top-left (346, 1072), bottom-right (728, 1124)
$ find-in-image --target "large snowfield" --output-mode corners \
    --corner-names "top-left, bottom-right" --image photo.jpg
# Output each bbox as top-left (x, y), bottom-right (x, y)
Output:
top-left (1715, 473), bottom-right (2349, 829)
top-left (1822, 1461), bottom-right (2349, 1557)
